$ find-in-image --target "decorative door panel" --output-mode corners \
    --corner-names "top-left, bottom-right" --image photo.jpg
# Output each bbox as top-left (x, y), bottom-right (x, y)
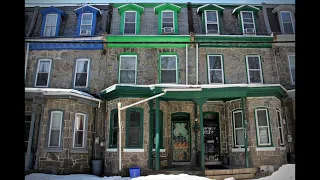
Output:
top-left (204, 112), bottom-right (220, 161)
top-left (172, 121), bottom-right (190, 162)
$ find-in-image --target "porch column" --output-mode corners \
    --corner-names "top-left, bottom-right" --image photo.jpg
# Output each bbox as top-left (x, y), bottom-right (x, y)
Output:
top-left (25, 103), bottom-right (37, 170)
top-left (155, 98), bottom-right (160, 170)
top-left (148, 100), bottom-right (154, 169)
top-left (193, 98), bottom-right (208, 171)
top-left (241, 97), bottom-right (249, 168)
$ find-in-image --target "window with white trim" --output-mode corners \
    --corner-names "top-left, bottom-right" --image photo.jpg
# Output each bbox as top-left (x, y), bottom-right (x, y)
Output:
top-left (241, 11), bottom-right (256, 34)
top-left (80, 13), bottom-right (93, 36)
top-left (288, 55), bottom-right (295, 84)
top-left (207, 55), bottom-right (224, 84)
top-left (73, 113), bottom-right (86, 148)
top-left (276, 110), bottom-right (285, 146)
top-left (160, 55), bottom-right (177, 83)
top-left (246, 55), bottom-right (263, 84)
top-left (119, 55), bottom-right (137, 84)
top-left (48, 111), bottom-right (63, 147)
top-left (280, 11), bottom-right (294, 34)
top-left (205, 10), bottom-right (219, 34)
top-left (44, 14), bottom-right (58, 36)
top-left (255, 109), bottom-right (272, 146)
top-left (162, 11), bottom-right (174, 33)
top-left (74, 59), bottom-right (90, 88)
top-left (124, 11), bottom-right (136, 34)
top-left (35, 59), bottom-right (52, 87)
top-left (232, 110), bottom-right (244, 147)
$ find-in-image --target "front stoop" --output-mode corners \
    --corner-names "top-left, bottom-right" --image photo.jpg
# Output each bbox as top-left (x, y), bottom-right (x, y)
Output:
top-left (205, 167), bottom-right (257, 180)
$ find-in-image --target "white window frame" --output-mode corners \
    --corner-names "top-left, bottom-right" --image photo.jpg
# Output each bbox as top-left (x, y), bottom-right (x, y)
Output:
top-left (73, 59), bottom-right (90, 88)
top-left (160, 55), bottom-right (178, 84)
top-left (279, 11), bottom-right (295, 34)
top-left (246, 55), bottom-right (263, 84)
top-left (118, 55), bottom-right (137, 84)
top-left (240, 11), bottom-right (256, 35)
top-left (207, 55), bottom-right (224, 84)
top-left (204, 10), bottom-right (220, 34)
top-left (288, 55), bottom-right (295, 84)
top-left (35, 59), bottom-right (52, 87)
top-left (44, 14), bottom-right (58, 37)
top-left (124, 11), bottom-right (137, 34)
top-left (162, 10), bottom-right (174, 32)
top-left (48, 111), bottom-right (63, 148)
top-left (72, 113), bottom-right (86, 148)
top-left (276, 109), bottom-right (285, 146)
top-left (232, 110), bottom-right (244, 147)
top-left (80, 13), bottom-right (93, 36)
top-left (255, 109), bottom-right (272, 146)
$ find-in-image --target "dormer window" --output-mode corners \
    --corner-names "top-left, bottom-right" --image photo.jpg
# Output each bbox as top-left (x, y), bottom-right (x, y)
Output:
top-left (74, 5), bottom-right (101, 36)
top-left (154, 3), bottom-right (181, 35)
top-left (80, 13), bottom-right (93, 36)
top-left (40, 7), bottom-right (66, 37)
top-left (280, 11), bottom-right (294, 34)
top-left (197, 4), bottom-right (224, 34)
top-left (232, 5), bottom-right (260, 35)
top-left (118, 3), bottom-right (144, 35)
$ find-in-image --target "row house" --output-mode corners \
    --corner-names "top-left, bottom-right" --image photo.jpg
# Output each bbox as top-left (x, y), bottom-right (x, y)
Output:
top-left (24, 2), bottom-right (295, 177)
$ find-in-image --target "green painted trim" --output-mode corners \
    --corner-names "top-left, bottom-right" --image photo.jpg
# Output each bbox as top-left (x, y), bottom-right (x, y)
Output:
top-left (197, 4), bottom-right (224, 13)
top-left (174, 11), bottom-right (179, 34)
top-left (203, 10), bottom-right (221, 34)
top-left (191, 4), bottom-right (263, 9)
top-left (158, 10), bottom-right (179, 34)
top-left (118, 3), bottom-right (144, 14)
top-left (199, 105), bottom-right (205, 170)
top-left (245, 54), bottom-right (264, 84)
top-left (206, 54), bottom-right (225, 84)
top-left (155, 98), bottom-right (160, 170)
top-left (136, 12), bottom-right (141, 34)
top-left (121, 11), bottom-right (141, 35)
top-left (233, 5), bottom-right (260, 15)
top-left (125, 108), bottom-right (144, 148)
top-left (115, 3), bottom-right (187, 8)
top-left (239, 12), bottom-right (244, 34)
top-left (148, 100), bottom-right (153, 169)
top-left (171, 112), bottom-right (191, 163)
top-left (201, 13), bottom-right (205, 34)
top-left (253, 107), bottom-right (274, 147)
top-left (154, 3), bottom-right (182, 14)
top-left (245, 55), bottom-right (249, 84)
top-left (118, 53), bottom-right (138, 84)
top-left (158, 11), bottom-right (162, 35)
top-left (259, 55), bottom-right (265, 84)
top-left (158, 52), bottom-right (179, 84)
top-left (109, 109), bottom-right (118, 148)
top-left (231, 108), bottom-right (244, 148)
top-left (107, 35), bottom-right (190, 48)
top-left (120, 12), bottom-right (125, 34)
top-left (150, 109), bottom-right (164, 149)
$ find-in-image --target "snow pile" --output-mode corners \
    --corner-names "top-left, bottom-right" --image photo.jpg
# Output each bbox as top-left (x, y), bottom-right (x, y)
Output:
top-left (25, 173), bottom-right (105, 180)
top-left (254, 164), bottom-right (295, 180)
top-left (133, 174), bottom-right (211, 180)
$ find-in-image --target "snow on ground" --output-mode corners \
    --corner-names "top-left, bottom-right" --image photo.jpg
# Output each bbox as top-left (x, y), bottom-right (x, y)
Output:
top-left (25, 164), bottom-right (295, 180)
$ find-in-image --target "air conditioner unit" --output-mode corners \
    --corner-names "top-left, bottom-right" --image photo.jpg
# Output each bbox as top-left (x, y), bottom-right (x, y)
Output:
top-left (80, 29), bottom-right (91, 36)
top-left (163, 27), bottom-right (173, 34)
top-left (244, 28), bottom-right (255, 34)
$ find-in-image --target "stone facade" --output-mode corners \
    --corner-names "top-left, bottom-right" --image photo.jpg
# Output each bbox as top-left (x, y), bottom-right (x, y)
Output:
top-left (274, 46), bottom-right (295, 90)
top-left (37, 99), bottom-right (95, 174)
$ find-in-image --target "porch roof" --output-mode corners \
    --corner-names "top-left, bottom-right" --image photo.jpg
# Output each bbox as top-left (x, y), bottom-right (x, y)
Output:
top-left (99, 84), bottom-right (288, 101)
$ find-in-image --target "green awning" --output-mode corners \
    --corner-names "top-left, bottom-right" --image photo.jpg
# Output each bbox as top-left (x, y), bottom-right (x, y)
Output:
top-left (118, 3), bottom-right (144, 14)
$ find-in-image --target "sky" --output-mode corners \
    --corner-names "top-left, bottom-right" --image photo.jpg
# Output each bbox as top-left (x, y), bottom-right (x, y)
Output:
top-left (25, 0), bottom-right (295, 5)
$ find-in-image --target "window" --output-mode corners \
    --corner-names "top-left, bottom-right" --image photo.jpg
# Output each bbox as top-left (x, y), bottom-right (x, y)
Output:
top-left (151, 110), bottom-right (163, 149)
top-left (74, 59), bottom-right (90, 88)
top-left (44, 14), bottom-right (58, 37)
top-left (119, 55), bottom-right (137, 84)
top-left (126, 108), bottom-right (143, 148)
top-left (255, 109), bottom-right (272, 146)
top-left (80, 13), bottom-right (93, 36)
top-left (241, 11), bottom-right (256, 34)
top-left (276, 110), bottom-right (285, 146)
top-left (109, 109), bottom-right (118, 148)
top-left (35, 59), bottom-right (52, 87)
top-left (73, 113), bottom-right (87, 148)
top-left (288, 55), bottom-right (295, 84)
top-left (162, 11), bottom-right (174, 33)
top-left (207, 55), bottom-right (224, 84)
top-left (160, 55), bottom-right (178, 83)
top-left (280, 11), bottom-right (294, 34)
top-left (124, 11), bottom-right (136, 34)
top-left (48, 111), bottom-right (63, 147)
top-left (232, 110), bottom-right (244, 147)
top-left (246, 55), bottom-right (263, 84)
top-left (205, 10), bottom-right (219, 34)
top-left (25, 115), bottom-right (31, 153)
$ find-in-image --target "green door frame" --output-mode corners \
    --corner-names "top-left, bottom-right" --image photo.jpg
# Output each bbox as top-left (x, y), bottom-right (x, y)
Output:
top-left (203, 111), bottom-right (221, 162)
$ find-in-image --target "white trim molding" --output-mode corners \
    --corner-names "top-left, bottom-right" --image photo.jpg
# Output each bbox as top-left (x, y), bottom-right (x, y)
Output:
top-left (152, 149), bottom-right (166, 152)
top-left (256, 147), bottom-right (276, 151)
top-left (106, 148), bottom-right (118, 152)
top-left (123, 148), bottom-right (144, 152)
top-left (231, 148), bottom-right (250, 152)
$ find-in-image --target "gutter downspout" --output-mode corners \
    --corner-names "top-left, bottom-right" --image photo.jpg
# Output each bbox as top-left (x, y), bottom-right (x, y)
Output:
top-left (92, 106), bottom-right (98, 160)
top-left (186, 44), bottom-right (188, 85)
top-left (34, 103), bottom-right (44, 169)
top-left (241, 97), bottom-right (249, 168)
top-left (196, 43), bottom-right (199, 85)
top-left (25, 43), bottom-right (30, 83)
top-left (117, 91), bottom-right (167, 171)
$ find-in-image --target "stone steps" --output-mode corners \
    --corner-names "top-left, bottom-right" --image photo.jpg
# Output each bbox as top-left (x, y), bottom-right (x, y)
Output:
top-left (147, 170), bottom-right (204, 176)
top-left (205, 167), bottom-right (257, 180)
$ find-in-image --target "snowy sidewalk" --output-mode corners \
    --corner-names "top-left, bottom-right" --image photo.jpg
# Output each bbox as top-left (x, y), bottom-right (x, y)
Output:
top-left (25, 164), bottom-right (295, 180)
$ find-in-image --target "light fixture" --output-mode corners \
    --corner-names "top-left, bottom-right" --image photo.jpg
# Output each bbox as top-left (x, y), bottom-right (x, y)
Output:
top-left (95, 137), bottom-right (100, 144)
